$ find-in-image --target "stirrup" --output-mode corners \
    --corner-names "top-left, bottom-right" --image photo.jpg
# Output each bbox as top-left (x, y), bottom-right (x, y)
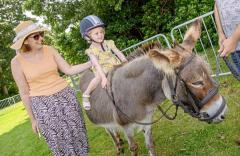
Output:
top-left (82, 94), bottom-right (91, 110)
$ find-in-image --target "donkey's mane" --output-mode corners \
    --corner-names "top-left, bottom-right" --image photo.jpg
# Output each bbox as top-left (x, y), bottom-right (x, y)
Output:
top-left (126, 42), bottom-right (161, 61)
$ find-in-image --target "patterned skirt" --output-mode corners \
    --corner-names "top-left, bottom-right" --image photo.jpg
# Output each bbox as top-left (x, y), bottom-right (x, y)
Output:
top-left (30, 86), bottom-right (88, 156)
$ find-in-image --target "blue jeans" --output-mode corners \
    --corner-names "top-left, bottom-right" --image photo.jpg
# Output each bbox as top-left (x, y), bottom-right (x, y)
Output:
top-left (231, 50), bottom-right (240, 72)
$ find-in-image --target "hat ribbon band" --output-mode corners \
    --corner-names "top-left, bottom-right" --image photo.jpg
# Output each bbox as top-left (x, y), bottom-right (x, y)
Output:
top-left (13, 24), bottom-right (39, 43)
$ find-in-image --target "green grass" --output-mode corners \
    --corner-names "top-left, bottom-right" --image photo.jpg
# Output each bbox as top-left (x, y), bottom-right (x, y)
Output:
top-left (1, 75), bottom-right (240, 156)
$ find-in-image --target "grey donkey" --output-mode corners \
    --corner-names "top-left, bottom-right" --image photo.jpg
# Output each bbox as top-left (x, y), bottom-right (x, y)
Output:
top-left (80, 20), bottom-right (227, 156)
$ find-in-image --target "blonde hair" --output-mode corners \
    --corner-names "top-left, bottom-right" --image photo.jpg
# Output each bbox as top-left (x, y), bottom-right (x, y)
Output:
top-left (87, 27), bottom-right (105, 43)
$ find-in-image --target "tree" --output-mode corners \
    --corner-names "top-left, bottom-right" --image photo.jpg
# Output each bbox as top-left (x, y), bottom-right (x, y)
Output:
top-left (0, 0), bottom-right (26, 99)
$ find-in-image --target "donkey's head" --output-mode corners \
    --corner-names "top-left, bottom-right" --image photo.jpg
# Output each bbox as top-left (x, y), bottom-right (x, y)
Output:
top-left (149, 20), bottom-right (227, 123)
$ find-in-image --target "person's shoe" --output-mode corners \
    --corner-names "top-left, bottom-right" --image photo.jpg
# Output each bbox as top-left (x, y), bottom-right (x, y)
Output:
top-left (82, 94), bottom-right (91, 110)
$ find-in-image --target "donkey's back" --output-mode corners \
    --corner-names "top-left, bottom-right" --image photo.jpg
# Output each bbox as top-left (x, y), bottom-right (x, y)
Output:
top-left (79, 57), bottom-right (165, 126)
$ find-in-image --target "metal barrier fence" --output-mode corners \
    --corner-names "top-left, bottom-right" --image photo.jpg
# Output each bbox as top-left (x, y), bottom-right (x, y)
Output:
top-left (1, 11), bottom-right (233, 108)
top-left (170, 11), bottom-right (231, 77)
top-left (122, 33), bottom-right (171, 53)
top-left (0, 94), bottom-right (21, 109)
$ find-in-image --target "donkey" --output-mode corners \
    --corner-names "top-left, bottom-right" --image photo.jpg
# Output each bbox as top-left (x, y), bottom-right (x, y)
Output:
top-left (79, 20), bottom-right (227, 156)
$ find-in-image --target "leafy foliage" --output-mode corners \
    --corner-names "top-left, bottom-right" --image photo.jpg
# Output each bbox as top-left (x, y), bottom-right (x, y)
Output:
top-left (0, 0), bottom-right (27, 99)
top-left (1, 0), bottom-right (216, 98)
top-left (23, 0), bottom-right (214, 62)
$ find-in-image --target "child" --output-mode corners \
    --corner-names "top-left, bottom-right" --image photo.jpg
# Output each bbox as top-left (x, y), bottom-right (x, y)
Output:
top-left (80, 15), bottom-right (127, 110)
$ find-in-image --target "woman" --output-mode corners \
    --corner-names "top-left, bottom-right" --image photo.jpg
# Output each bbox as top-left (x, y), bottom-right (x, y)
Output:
top-left (10, 20), bottom-right (90, 156)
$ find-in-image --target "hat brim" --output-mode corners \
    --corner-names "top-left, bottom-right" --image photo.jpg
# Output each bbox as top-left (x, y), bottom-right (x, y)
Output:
top-left (10, 28), bottom-right (48, 50)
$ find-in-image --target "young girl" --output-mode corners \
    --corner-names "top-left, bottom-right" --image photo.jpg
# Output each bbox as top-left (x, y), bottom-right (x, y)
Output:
top-left (80, 15), bottom-right (127, 110)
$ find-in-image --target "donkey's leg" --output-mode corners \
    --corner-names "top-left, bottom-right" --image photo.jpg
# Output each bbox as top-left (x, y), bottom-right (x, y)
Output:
top-left (143, 125), bottom-right (156, 156)
top-left (105, 128), bottom-right (124, 155)
top-left (123, 126), bottom-right (138, 156)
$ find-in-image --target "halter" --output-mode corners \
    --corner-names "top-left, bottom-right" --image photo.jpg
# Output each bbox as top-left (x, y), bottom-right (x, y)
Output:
top-left (170, 54), bottom-right (225, 122)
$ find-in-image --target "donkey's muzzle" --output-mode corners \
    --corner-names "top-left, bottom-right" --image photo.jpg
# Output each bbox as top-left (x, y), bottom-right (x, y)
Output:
top-left (199, 96), bottom-right (227, 123)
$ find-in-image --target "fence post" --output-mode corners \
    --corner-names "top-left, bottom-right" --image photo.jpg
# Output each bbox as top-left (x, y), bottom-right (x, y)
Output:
top-left (13, 96), bottom-right (16, 104)
top-left (70, 75), bottom-right (79, 91)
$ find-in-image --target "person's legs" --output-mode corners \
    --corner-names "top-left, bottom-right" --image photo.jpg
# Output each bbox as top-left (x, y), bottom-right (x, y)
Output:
top-left (82, 72), bottom-right (101, 110)
top-left (31, 87), bottom-right (89, 156)
top-left (60, 87), bottom-right (88, 155)
top-left (231, 50), bottom-right (240, 72)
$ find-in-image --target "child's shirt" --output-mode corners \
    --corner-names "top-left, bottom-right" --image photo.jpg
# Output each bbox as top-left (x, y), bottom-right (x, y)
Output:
top-left (216, 0), bottom-right (240, 50)
top-left (85, 40), bottom-right (121, 73)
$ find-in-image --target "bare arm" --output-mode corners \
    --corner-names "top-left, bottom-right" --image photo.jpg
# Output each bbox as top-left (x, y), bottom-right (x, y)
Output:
top-left (108, 40), bottom-right (127, 62)
top-left (231, 24), bottom-right (240, 42)
top-left (214, 2), bottom-right (240, 56)
top-left (111, 47), bottom-right (128, 62)
top-left (87, 52), bottom-right (108, 88)
top-left (220, 24), bottom-right (240, 56)
top-left (88, 53), bottom-right (107, 78)
top-left (214, 3), bottom-right (225, 37)
top-left (49, 46), bottom-right (92, 75)
top-left (11, 58), bottom-right (39, 134)
top-left (214, 2), bottom-right (227, 54)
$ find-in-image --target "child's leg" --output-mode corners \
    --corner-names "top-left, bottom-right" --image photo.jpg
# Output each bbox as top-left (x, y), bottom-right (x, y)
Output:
top-left (82, 73), bottom-right (101, 110)
top-left (83, 73), bottom-right (101, 95)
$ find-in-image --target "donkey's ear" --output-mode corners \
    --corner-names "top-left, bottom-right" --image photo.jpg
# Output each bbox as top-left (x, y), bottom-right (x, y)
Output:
top-left (148, 49), bottom-right (182, 75)
top-left (149, 49), bottom-right (170, 62)
top-left (181, 19), bottom-right (201, 52)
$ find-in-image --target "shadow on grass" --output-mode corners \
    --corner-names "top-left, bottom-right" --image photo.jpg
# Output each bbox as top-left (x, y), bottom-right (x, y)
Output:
top-left (0, 119), bottom-right (51, 156)
top-left (1, 76), bottom-right (240, 156)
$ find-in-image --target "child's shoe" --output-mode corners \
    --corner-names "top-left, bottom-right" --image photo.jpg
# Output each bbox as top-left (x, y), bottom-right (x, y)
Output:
top-left (82, 94), bottom-right (91, 110)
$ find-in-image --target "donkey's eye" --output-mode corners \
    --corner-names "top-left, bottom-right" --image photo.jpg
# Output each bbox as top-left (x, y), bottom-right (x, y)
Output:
top-left (192, 81), bottom-right (204, 86)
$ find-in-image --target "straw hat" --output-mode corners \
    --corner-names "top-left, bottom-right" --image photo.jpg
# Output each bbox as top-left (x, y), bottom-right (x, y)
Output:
top-left (10, 20), bottom-right (48, 50)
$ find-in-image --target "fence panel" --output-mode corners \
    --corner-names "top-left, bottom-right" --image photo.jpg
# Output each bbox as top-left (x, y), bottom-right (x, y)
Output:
top-left (0, 94), bottom-right (21, 109)
top-left (170, 11), bottom-right (231, 77)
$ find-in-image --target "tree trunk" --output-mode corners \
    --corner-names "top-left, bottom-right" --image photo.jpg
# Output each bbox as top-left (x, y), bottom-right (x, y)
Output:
top-left (2, 85), bottom-right (9, 96)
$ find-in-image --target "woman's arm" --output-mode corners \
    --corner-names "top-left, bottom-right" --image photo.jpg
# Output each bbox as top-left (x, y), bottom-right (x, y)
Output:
top-left (11, 58), bottom-right (39, 134)
top-left (50, 47), bottom-right (92, 75)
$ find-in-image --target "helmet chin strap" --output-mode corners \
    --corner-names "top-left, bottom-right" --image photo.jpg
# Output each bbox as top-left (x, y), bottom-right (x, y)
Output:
top-left (87, 35), bottom-right (105, 51)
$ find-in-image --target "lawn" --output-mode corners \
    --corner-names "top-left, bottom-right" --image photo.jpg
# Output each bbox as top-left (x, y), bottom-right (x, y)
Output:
top-left (0, 74), bottom-right (240, 156)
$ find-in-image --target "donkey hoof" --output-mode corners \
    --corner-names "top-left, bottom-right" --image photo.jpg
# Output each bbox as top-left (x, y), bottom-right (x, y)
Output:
top-left (119, 138), bottom-right (124, 145)
top-left (117, 148), bottom-right (124, 155)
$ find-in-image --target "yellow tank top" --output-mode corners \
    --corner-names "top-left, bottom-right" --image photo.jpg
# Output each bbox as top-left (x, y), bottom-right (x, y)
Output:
top-left (85, 40), bottom-right (121, 73)
top-left (17, 45), bottom-right (68, 96)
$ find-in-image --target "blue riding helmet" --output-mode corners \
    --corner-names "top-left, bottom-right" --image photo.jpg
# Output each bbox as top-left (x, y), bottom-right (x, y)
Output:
top-left (80, 15), bottom-right (105, 40)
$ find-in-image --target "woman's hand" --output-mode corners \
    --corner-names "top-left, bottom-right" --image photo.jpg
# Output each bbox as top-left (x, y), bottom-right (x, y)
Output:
top-left (31, 119), bottom-right (40, 137)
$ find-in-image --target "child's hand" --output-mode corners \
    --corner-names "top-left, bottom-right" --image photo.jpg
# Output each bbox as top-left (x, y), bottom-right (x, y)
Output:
top-left (101, 77), bottom-right (108, 88)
